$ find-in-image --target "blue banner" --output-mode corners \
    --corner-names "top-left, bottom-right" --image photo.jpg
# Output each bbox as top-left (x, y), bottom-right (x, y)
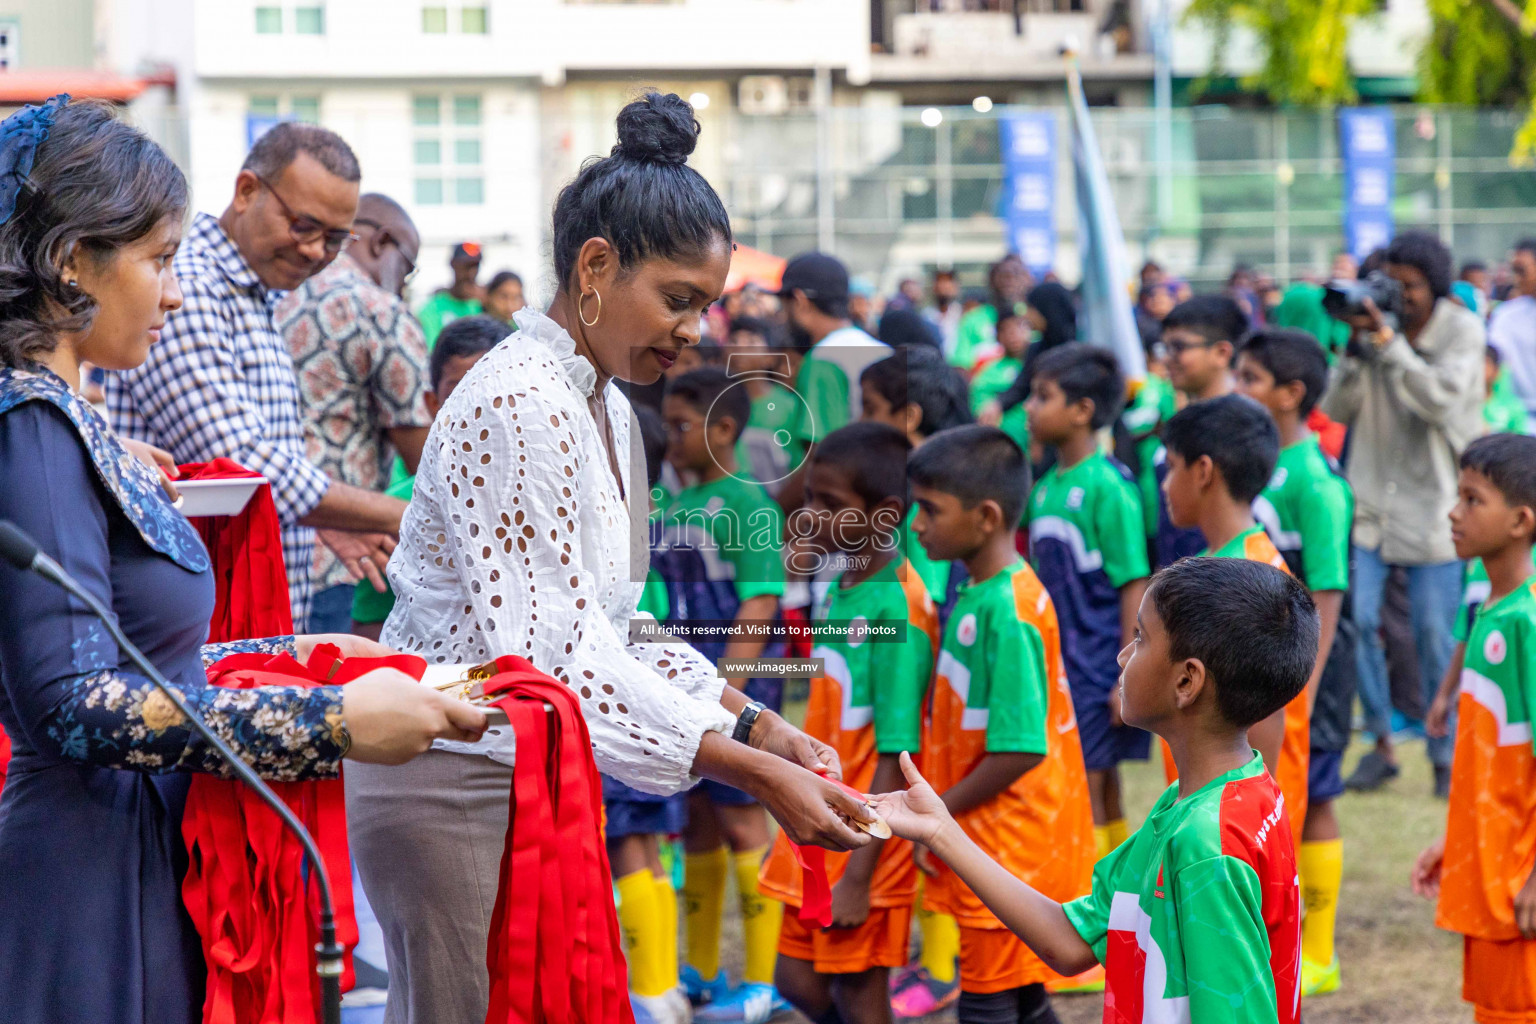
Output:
top-left (1339, 109), bottom-right (1395, 260)
top-left (999, 113), bottom-right (1056, 278)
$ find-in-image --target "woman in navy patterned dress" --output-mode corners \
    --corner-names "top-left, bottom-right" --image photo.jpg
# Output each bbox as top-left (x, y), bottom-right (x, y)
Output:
top-left (0, 98), bottom-right (487, 1024)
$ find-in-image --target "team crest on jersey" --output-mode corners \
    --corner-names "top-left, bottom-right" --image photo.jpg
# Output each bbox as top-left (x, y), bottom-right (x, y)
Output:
top-left (1270, 467), bottom-right (1288, 489)
top-left (1066, 487), bottom-right (1085, 511)
top-left (847, 615), bottom-right (869, 648)
top-left (956, 613), bottom-right (978, 647)
top-left (1485, 628), bottom-right (1508, 666)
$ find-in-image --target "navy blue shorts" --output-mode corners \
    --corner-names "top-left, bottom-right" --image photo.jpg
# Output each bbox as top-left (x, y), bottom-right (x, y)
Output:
top-left (1072, 681), bottom-right (1151, 771)
top-left (1307, 748), bottom-right (1346, 804)
top-left (602, 775), bottom-right (686, 838)
top-left (698, 677), bottom-right (783, 806)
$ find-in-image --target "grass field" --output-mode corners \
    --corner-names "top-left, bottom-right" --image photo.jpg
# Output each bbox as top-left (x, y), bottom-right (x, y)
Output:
top-left (713, 737), bottom-right (1470, 1023)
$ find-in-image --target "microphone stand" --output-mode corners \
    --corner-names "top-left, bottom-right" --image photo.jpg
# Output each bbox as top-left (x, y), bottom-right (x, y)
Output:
top-left (0, 521), bottom-right (344, 1024)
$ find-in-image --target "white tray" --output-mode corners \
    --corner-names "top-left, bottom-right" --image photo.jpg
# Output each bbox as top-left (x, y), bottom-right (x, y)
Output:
top-left (175, 477), bottom-right (266, 518)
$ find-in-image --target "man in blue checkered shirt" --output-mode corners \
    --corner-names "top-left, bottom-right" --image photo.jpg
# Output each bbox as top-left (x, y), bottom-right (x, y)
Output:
top-left (107, 123), bottom-right (408, 629)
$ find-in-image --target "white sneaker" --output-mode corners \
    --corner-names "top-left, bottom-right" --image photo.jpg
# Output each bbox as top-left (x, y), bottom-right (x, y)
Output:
top-left (632, 990), bottom-right (692, 1024)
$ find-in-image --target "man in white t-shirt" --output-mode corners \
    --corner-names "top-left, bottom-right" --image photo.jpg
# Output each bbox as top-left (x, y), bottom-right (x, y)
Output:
top-left (1489, 238), bottom-right (1536, 417)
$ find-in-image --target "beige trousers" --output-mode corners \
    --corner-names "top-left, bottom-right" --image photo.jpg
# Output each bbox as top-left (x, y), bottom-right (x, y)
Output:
top-left (344, 750), bottom-right (514, 1024)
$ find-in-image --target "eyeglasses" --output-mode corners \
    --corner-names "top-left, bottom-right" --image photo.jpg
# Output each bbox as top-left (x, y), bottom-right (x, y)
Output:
top-left (254, 173), bottom-right (358, 253)
top-left (1160, 337), bottom-right (1220, 357)
top-left (353, 217), bottom-right (419, 284)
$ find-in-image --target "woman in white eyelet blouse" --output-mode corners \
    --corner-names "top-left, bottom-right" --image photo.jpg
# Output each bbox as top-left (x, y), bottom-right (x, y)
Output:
top-left (344, 92), bottom-right (874, 1024)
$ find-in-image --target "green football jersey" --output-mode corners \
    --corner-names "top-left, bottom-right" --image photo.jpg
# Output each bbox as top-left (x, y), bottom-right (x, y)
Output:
top-left (1454, 558), bottom-right (1491, 643)
top-left (736, 383), bottom-right (805, 487)
top-left (1485, 368), bottom-right (1530, 435)
top-left (1253, 435), bottom-right (1353, 592)
top-left (809, 558), bottom-right (936, 755)
top-left (1064, 753), bottom-right (1302, 1024)
top-left (1121, 375), bottom-right (1177, 537)
top-left (791, 327), bottom-right (888, 445)
top-left (969, 355), bottom-right (1030, 454)
top-left (664, 474), bottom-right (786, 603)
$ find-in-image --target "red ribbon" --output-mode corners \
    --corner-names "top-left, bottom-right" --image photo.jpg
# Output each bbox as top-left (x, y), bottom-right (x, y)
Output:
top-left (480, 656), bottom-right (633, 1024)
top-left (787, 775), bottom-right (871, 928)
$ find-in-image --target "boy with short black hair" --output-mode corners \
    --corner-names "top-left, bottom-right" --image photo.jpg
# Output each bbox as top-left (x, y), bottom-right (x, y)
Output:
top-left (656, 368), bottom-right (791, 1021)
top-left (1150, 295), bottom-right (1246, 569)
top-left (968, 309), bottom-right (1032, 454)
top-left (1024, 344), bottom-right (1149, 867)
top-left (759, 422), bottom-right (940, 1024)
top-left (906, 425), bottom-right (1095, 1024)
top-left (859, 346), bottom-right (973, 609)
top-left (1161, 394), bottom-right (1311, 853)
top-left (869, 556), bottom-right (1315, 1024)
top-left (1414, 433), bottom-right (1536, 1024)
top-left (1236, 327), bottom-right (1356, 995)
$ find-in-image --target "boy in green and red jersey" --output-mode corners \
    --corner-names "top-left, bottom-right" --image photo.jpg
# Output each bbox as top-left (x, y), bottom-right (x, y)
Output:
top-left (907, 425), bottom-right (1095, 1023)
top-left (1161, 395), bottom-right (1311, 858)
top-left (870, 556), bottom-right (1315, 1024)
top-left (758, 423), bottom-right (939, 1024)
top-left (1414, 434), bottom-right (1536, 1024)
top-left (1236, 328), bottom-right (1356, 996)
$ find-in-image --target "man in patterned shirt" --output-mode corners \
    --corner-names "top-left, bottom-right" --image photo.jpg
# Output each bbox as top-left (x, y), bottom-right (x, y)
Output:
top-left (277, 192), bottom-right (432, 633)
top-left (107, 123), bottom-right (408, 628)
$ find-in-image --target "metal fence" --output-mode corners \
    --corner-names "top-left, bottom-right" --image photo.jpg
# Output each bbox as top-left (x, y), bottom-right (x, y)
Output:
top-left (717, 104), bottom-right (1536, 290)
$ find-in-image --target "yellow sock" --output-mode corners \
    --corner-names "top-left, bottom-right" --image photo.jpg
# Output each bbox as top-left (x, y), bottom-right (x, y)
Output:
top-left (617, 869), bottom-right (669, 997)
top-left (1094, 825), bottom-right (1113, 860)
top-left (733, 846), bottom-right (782, 985)
top-left (1300, 839), bottom-right (1343, 967)
top-left (652, 873), bottom-right (680, 989)
top-left (682, 847), bottom-right (728, 979)
top-left (917, 898), bottom-right (959, 984)
top-left (1106, 818), bottom-right (1130, 852)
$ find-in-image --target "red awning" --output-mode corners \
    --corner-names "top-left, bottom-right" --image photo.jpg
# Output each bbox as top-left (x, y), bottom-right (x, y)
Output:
top-left (0, 70), bottom-right (165, 104)
top-left (725, 244), bottom-right (786, 294)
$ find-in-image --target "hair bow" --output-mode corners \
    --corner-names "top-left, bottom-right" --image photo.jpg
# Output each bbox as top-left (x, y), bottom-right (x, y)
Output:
top-left (0, 93), bottom-right (68, 227)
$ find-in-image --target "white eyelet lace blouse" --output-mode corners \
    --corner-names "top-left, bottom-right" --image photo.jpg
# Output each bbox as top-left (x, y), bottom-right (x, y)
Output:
top-left (381, 308), bottom-right (736, 795)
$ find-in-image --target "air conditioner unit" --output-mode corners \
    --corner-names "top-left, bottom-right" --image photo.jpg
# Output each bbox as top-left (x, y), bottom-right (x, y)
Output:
top-left (739, 76), bottom-right (789, 115)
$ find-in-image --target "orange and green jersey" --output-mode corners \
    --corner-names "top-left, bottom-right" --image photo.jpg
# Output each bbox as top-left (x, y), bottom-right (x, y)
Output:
top-left (1437, 573), bottom-right (1536, 942)
top-left (759, 558), bottom-right (939, 909)
top-left (1455, 558), bottom-right (1491, 643)
top-left (1205, 524), bottom-right (1309, 853)
top-left (921, 559), bottom-right (1094, 931)
top-left (1064, 753), bottom-right (1301, 1024)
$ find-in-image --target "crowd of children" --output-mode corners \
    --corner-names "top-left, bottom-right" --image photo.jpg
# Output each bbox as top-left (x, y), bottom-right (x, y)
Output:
top-left (522, 244), bottom-right (1536, 1024)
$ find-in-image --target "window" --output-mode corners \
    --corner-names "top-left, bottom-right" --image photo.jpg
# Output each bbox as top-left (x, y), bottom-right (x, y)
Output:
top-left (0, 21), bottom-right (18, 70)
top-left (294, 5), bottom-right (324, 33)
top-left (249, 94), bottom-right (320, 123)
top-left (289, 95), bottom-right (321, 123)
top-left (423, 3), bottom-right (488, 34)
top-left (257, 4), bottom-right (325, 34)
top-left (413, 93), bottom-right (485, 207)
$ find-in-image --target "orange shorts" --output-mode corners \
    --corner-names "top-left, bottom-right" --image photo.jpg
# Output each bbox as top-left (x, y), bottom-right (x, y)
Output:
top-left (959, 925), bottom-right (1059, 994)
top-left (777, 904), bottom-right (913, 974)
top-left (1465, 935), bottom-right (1536, 1023)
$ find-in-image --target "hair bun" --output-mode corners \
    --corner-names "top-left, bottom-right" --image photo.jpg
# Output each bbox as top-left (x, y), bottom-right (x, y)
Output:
top-left (613, 92), bottom-right (698, 166)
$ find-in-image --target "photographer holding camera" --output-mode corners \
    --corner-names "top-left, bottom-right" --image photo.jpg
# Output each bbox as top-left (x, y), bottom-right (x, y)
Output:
top-left (1320, 231), bottom-right (1485, 797)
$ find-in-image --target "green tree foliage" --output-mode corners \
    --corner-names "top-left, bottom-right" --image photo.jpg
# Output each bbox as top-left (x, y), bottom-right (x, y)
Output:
top-left (1419, 0), bottom-right (1536, 162)
top-left (1184, 0), bottom-right (1378, 105)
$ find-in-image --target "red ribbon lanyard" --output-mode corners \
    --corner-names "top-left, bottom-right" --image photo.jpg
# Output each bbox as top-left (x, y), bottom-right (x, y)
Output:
top-left (787, 774), bottom-right (871, 928)
top-left (480, 657), bottom-right (633, 1024)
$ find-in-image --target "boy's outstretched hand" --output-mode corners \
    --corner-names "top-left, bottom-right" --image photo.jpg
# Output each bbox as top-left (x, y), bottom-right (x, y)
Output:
top-left (867, 751), bottom-right (953, 849)
top-left (1411, 835), bottom-right (1445, 900)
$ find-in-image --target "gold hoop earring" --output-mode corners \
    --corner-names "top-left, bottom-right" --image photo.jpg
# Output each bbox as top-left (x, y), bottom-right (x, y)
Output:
top-left (579, 288), bottom-right (602, 328)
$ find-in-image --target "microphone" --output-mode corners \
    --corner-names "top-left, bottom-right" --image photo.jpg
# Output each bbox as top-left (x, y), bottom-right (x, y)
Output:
top-left (0, 520), bottom-right (345, 1024)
